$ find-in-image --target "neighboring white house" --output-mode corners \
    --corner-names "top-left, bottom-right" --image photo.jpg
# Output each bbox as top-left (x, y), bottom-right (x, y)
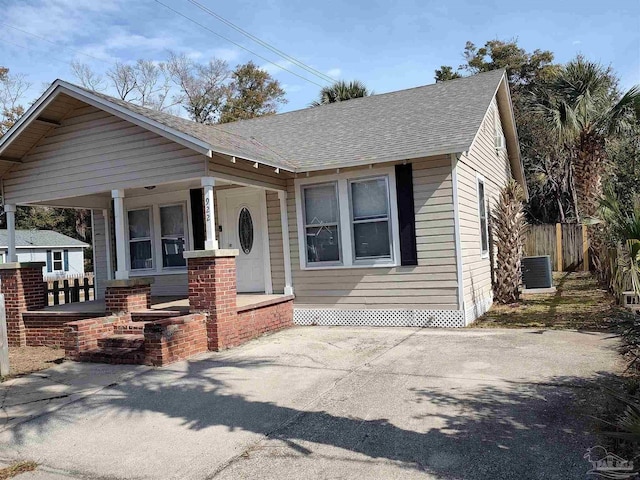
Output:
top-left (0, 230), bottom-right (88, 278)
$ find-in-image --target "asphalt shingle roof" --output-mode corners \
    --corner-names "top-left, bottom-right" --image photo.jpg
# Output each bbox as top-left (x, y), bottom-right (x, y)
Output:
top-left (70, 69), bottom-right (506, 172)
top-left (0, 230), bottom-right (89, 248)
top-left (220, 69), bottom-right (506, 170)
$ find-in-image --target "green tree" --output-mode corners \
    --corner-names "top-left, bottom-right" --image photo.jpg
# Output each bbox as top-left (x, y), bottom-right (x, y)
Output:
top-left (434, 66), bottom-right (461, 82)
top-left (310, 80), bottom-right (370, 106)
top-left (219, 61), bottom-right (286, 123)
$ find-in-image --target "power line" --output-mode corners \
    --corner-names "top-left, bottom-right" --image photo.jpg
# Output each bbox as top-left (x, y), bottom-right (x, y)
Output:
top-left (0, 37), bottom-right (81, 68)
top-left (185, 0), bottom-right (336, 84)
top-left (0, 22), bottom-right (113, 65)
top-left (154, 0), bottom-right (326, 88)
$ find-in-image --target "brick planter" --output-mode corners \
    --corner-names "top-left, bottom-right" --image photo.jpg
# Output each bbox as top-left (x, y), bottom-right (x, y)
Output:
top-left (143, 314), bottom-right (208, 366)
top-left (0, 262), bottom-right (46, 347)
top-left (185, 249), bottom-right (239, 351)
top-left (105, 277), bottom-right (153, 317)
top-left (185, 249), bottom-right (294, 351)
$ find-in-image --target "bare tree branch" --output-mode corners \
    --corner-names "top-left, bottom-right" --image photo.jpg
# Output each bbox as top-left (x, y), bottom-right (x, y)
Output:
top-left (70, 61), bottom-right (106, 91)
top-left (166, 51), bottom-right (229, 123)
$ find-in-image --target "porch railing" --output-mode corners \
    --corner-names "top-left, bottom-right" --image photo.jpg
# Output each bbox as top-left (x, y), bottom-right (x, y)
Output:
top-left (43, 274), bottom-right (95, 306)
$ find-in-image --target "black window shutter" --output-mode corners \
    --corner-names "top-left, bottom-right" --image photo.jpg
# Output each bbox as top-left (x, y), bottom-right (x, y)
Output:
top-left (63, 250), bottom-right (69, 271)
top-left (46, 250), bottom-right (53, 273)
top-left (190, 188), bottom-right (206, 250)
top-left (395, 164), bottom-right (418, 266)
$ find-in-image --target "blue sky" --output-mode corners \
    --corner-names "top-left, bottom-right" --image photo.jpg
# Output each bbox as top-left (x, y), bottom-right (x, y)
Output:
top-left (0, 0), bottom-right (638, 114)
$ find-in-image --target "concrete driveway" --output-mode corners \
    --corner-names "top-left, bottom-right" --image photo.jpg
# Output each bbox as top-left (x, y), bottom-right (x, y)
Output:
top-left (0, 327), bottom-right (621, 479)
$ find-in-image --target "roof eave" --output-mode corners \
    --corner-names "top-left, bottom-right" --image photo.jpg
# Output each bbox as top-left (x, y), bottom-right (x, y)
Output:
top-left (292, 145), bottom-right (472, 174)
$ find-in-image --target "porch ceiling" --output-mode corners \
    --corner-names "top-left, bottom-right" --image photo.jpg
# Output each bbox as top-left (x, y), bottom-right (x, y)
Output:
top-left (30, 177), bottom-right (244, 209)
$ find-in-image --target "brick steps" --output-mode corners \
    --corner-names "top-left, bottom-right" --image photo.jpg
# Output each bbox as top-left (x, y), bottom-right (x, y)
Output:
top-left (75, 345), bottom-right (145, 365)
top-left (97, 334), bottom-right (144, 349)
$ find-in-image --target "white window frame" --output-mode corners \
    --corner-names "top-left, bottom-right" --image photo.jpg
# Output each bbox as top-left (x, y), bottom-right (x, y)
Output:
top-left (157, 202), bottom-right (189, 270)
top-left (295, 166), bottom-right (401, 270)
top-left (51, 249), bottom-right (65, 272)
top-left (124, 191), bottom-right (193, 277)
top-left (125, 203), bottom-right (192, 274)
top-left (300, 181), bottom-right (343, 267)
top-left (476, 174), bottom-right (490, 259)
top-left (126, 207), bottom-right (154, 272)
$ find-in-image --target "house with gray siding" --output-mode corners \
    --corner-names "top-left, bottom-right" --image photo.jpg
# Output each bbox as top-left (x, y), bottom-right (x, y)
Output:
top-left (0, 229), bottom-right (88, 278)
top-left (0, 69), bottom-right (525, 328)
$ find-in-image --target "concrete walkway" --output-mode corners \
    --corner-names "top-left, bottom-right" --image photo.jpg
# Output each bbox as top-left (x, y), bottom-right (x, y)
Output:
top-left (0, 327), bottom-right (622, 479)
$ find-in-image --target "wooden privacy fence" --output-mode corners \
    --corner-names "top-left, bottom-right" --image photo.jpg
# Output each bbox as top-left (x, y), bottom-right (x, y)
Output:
top-left (44, 275), bottom-right (95, 306)
top-left (524, 223), bottom-right (589, 272)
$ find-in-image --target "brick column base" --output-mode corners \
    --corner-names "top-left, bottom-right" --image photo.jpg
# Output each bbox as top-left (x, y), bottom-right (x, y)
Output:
top-left (0, 262), bottom-right (46, 347)
top-left (104, 278), bottom-right (153, 317)
top-left (185, 249), bottom-right (238, 351)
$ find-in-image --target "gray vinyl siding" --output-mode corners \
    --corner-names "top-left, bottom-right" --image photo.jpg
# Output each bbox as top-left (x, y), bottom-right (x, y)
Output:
top-left (266, 191), bottom-right (285, 294)
top-left (3, 105), bottom-right (205, 205)
top-left (457, 98), bottom-right (512, 311)
top-left (288, 155), bottom-right (459, 309)
top-left (92, 209), bottom-right (108, 299)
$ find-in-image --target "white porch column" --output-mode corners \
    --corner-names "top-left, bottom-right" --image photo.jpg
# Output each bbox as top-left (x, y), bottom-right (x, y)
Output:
top-left (102, 208), bottom-right (114, 281)
top-left (201, 177), bottom-right (219, 250)
top-left (4, 204), bottom-right (16, 263)
top-left (278, 190), bottom-right (294, 295)
top-left (111, 189), bottom-right (129, 280)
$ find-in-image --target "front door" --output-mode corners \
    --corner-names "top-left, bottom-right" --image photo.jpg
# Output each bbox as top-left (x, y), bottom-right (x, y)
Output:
top-left (217, 188), bottom-right (266, 293)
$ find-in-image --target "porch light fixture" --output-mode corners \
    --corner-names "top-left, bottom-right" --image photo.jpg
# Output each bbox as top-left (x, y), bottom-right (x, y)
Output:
top-left (144, 186), bottom-right (156, 190)
top-left (274, 167), bottom-right (280, 174)
top-left (231, 156), bottom-right (236, 163)
top-left (253, 162), bottom-right (259, 169)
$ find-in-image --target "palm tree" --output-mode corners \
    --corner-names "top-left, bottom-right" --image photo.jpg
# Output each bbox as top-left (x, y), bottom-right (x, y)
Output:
top-left (491, 180), bottom-right (527, 304)
top-left (535, 57), bottom-right (640, 222)
top-left (310, 80), bottom-right (370, 106)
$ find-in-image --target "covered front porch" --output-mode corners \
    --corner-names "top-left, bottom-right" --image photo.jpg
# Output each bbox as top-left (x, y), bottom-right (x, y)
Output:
top-left (0, 83), bottom-right (298, 362)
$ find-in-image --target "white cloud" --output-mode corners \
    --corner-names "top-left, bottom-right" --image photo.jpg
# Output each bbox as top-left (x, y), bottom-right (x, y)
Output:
top-left (3, 0), bottom-right (126, 44)
top-left (572, 40), bottom-right (582, 45)
top-left (326, 68), bottom-right (341, 79)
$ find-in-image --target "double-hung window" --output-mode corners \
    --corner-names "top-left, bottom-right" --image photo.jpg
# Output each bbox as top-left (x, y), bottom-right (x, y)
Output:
top-left (127, 203), bottom-right (188, 273)
top-left (298, 169), bottom-right (397, 269)
top-left (128, 208), bottom-right (153, 270)
top-left (350, 177), bottom-right (391, 260)
top-left (477, 177), bottom-right (489, 257)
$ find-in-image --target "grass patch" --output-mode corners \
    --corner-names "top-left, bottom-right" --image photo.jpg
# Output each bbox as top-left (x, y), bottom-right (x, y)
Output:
top-left (0, 461), bottom-right (37, 479)
top-left (475, 272), bottom-right (627, 330)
